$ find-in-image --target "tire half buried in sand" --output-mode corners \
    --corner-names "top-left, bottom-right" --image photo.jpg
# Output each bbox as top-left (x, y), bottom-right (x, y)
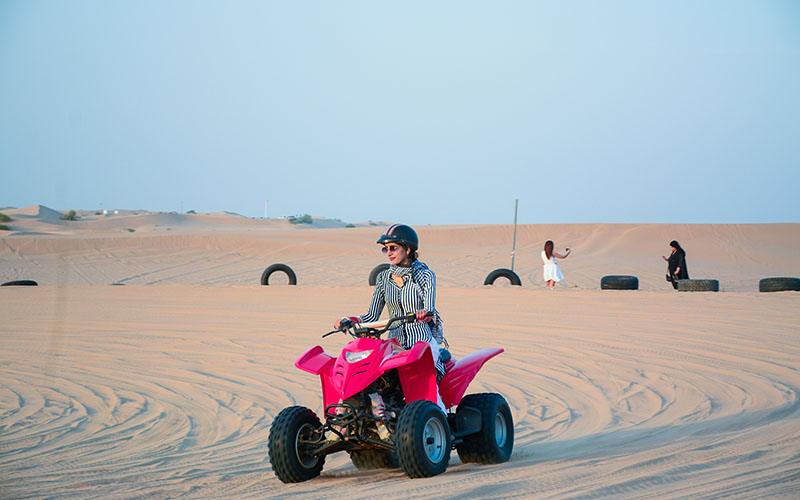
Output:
top-left (759, 277), bottom-right (800, 292)
top-left (368, 263), bottom-right (390, 286)
top-left (260, 264), bottom-right (297, 285)
top-left (1, 280), bottom-right (38, 286)
top-left (484, 268), bottom-right (521, 286)
top-left (601, 275), bottom-right (639, 290)
top-left (677, 279), bottom-right (719, 292)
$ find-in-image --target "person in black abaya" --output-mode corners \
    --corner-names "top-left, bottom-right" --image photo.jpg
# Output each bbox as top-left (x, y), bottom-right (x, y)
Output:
top-left (662, 240), bottom-right (689, 289)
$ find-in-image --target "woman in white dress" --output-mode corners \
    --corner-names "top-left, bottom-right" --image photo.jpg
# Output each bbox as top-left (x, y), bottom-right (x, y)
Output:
top-left (542, 240), bottom-right (571, 288)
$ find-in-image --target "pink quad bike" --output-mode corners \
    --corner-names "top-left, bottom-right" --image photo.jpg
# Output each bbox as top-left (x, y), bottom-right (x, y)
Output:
top-left (268, 313), bottom-right (513, 482)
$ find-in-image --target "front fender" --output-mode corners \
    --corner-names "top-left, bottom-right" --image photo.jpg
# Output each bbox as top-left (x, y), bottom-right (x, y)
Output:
top-left (440, 348), bottom-right (504, 408)
top-left (383, 342), bottom-right (439, 404)
top-left (380, 341), bottom-right (429, 371)
top-left (295, 346), bottom-right (339, 409)
top-left (295, 345), bottom-right (335, 375)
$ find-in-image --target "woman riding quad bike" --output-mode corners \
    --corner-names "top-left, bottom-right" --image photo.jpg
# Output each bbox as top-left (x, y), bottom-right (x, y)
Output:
top-left (268, 313), bottom-right (514, 482)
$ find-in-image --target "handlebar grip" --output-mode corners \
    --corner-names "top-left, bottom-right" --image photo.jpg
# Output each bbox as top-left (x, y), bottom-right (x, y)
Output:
top-left (404, 311), bottom-right (432, 323)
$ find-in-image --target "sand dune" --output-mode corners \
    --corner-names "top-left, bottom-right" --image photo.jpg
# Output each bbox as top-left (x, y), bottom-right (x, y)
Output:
top-left (2, 204), bottom-right (65, 220)
top-left (1, 214), bottom-right (797, 291)
top-left (1, 214), bottom-right (798, 498)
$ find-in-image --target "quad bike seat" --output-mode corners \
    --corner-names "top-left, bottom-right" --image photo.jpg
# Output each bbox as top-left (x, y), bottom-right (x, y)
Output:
top-left (439, 349), bottom-right (456, 382)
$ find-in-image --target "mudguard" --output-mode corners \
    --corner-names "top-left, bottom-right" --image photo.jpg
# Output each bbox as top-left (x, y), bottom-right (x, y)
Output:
top-left (296, 346), bottom-right (335, 375)
top-left (439, 348), bottom-right (504, 408)
top-left (295, 346), bottom-right (338, 408)
top-left (388, 342), bottom-right (438, 404)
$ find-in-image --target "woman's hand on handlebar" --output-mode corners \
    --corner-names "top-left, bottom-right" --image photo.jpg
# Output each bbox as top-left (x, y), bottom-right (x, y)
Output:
top-left (335, 316), bottom-right (359, 330)
top-left (416, 309), bottom-right (432, 322)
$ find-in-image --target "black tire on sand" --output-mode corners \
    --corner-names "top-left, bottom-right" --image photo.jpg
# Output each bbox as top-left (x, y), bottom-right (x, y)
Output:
top-left (759, 277), bottom-right (800, 293)
top-left (368, 264), bottom-right (390, 286)
top-left (456, 393), bottom-right (514, 464)
top-left (600, 275), bottom-right (639, 290)
top-left (484, 268), bottom-right (522, 286)
top-left (396, 400), bottom-right (451, 478)
top-left (677, 279), bottom-right (719, 292)
top-left (1, 280), bottom-right (38, 286)
top-left (268, 406), bottom-right (325, 483)
top-left (349, 449), bottom-right (399, 470)
top-left (261, 264), bottom-right (297, 285)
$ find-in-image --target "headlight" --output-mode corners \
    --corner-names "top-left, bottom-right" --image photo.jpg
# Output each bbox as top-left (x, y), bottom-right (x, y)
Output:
top-left (345, 350), bottom-right (373, 363)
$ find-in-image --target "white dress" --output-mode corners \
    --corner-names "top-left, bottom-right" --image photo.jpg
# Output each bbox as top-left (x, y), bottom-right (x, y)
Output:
top-left (542, 251), bottom-right (564, 282)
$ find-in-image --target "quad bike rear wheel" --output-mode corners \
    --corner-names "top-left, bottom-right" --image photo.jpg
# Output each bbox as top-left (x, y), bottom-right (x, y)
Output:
top-left (268, 406), bottom-right (325, 483)
top-left (348, 449), bottom-right (399, 470)
top-left (456, 393), bottom-right (514, 464)
top-left (396, 400), bottom-right (451, 478)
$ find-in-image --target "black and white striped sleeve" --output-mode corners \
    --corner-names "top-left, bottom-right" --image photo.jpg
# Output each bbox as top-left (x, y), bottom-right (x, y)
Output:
top-left (418, 268), bottom-right (436, 312)
top-left (359, 270), bottom-right (386, 323)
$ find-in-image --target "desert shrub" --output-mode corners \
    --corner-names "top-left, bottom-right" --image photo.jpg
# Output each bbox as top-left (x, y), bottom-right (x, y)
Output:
top-left (60, 210), bottom-right (78, 221)
top-left (346, 223), bottom-right (356, 228)
top-left (288, 214), bottom-right (312, 224)
top-left (187, 210), bottom-right (197, 214)
top-left (369, 220), bottom-right (379, 226)
top-left (0, 212), bottom-right (12, 223)
top-left (0, 224), bottom-right (9, 231)
top-left (95, 211), bottom-right (102, 215)
top-left (125, 228), bottom-right (135, 232)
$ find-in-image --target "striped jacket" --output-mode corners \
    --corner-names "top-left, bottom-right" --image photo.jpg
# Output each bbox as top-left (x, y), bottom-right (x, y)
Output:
top-left (358, 262), bottom-right (445, 373)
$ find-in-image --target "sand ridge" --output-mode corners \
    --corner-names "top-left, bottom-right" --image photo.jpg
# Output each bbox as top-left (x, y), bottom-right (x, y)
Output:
top-left (1, 210), bottom-right (797, 290)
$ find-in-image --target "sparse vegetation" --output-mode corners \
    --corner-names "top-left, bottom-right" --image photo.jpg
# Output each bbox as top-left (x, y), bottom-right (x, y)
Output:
top-left (346, 223), bottom-right (356, 228)
top-left (369, 220), bottom-right (379, 226)
top-left (60, 210), bottom-right (78, 221)
top-left (187, 210), bottom-right (197, 214)
top-left (125, 228), bottom-right (135, 232)
top-left (288, 214), bottom-right (313, 224)
top-left (95, 211), bottom-right (102, 215)
top-left (0, 224), bottom-right (9, 231)
top-left (0, 212), bottom-right (12, 223)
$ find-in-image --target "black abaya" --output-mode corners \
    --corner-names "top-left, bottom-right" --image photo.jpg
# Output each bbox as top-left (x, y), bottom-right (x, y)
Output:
top-left (667, 250), bottom-right (689, 288)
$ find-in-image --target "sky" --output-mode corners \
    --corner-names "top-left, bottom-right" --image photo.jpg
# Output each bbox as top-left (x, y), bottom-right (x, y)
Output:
top-left (1, 1), bottom-right (799, 225)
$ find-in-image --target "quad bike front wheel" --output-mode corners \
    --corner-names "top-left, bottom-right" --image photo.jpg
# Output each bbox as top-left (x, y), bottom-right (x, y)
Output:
top-left (396, 400), bottom-right (451, 478)
top-left (456, 393), bottom-right (514, 464)
top-left (268, 406), bottom-right (325, 483)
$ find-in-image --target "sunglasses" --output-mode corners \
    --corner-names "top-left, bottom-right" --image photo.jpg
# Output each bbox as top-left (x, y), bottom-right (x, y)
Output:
top-left (381, 244), bottom-right (403, 254)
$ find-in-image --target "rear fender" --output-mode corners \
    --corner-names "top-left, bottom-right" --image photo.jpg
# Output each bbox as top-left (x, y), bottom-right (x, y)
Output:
top-left (439, 348), bottom-right (504, 408)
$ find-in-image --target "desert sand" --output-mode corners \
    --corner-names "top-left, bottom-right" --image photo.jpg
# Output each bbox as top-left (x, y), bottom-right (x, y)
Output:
top-left (1, 206), bottom-right (798, 499)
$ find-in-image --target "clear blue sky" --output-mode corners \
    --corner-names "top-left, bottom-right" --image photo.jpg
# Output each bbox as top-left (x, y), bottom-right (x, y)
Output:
top-left (1, 1), bottom-right (798, 225)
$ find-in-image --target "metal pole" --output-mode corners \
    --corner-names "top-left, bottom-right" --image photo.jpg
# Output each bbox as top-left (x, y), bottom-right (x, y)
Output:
top-left (511, 199), bottom-right (518, 271)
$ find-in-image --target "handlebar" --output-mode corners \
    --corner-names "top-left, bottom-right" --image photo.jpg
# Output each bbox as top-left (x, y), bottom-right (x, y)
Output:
top-left (323, 312), bottom-right (432, 339)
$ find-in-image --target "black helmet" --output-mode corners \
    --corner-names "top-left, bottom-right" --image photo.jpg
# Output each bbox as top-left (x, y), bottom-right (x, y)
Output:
top-left (377, 224), bottom-right (418, 250)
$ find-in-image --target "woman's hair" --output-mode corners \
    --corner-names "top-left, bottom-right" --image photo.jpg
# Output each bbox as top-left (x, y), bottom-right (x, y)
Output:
top-left (407, 246), bottom-right (418, 262)
top-left (544, 240), bottom-right (554, 260)
top-left (670, 240), bottom-right (685, 254)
